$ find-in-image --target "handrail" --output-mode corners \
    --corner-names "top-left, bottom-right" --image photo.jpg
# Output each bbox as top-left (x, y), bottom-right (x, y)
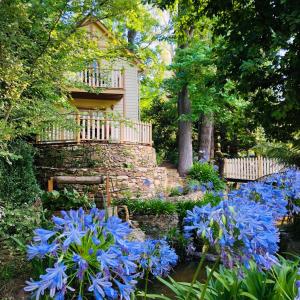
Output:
top-left (37, 114), bottom-right (152, 146)
top-left (76, 68), bottom-right (123, 89)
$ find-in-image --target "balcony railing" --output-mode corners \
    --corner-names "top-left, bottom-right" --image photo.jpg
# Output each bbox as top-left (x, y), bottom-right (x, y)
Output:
top-left (76, 68), bottom-right (123, 89)
top-left (37, 114), bottom-right (152, 145)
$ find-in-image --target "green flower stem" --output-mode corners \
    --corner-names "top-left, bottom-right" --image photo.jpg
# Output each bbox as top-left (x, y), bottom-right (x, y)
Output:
top-left (200, 258), bottom-right (220, 300)
top-left (185, 243), bottom-right (209, 300)
top-left (144, 267), bottom-right (150, 300)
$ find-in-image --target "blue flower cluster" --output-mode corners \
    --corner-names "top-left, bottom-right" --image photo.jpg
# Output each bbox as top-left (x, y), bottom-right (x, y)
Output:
top-left (184, 169), bottom-right (300, 271)
top-left (262, 168), bottom-right (300, 215)
top-left (24, 208), bottom-right (177, 300)
top-left (133, 239), bottom-right (178, 277)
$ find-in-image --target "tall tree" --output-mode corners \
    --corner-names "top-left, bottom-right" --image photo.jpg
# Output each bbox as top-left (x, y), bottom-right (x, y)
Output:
top-left (147, 0), bottom-right (205, 175)
top-left (202, 0), bottom-right (300, 142)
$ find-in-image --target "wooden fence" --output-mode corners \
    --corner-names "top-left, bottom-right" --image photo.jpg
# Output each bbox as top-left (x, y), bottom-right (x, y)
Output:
top-left (224, 157), bottom-right (285, 181)
top-left (37, 114), bottom-right (152, 145)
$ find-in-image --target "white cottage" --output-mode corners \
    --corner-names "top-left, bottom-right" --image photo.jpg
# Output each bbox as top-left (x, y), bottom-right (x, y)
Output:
top-left (39, 18), bottom-right (152, 145)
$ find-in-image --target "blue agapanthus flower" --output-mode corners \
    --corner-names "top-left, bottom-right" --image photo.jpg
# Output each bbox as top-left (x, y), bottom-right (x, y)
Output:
top-left (184, 168), bottom-right (300, 271)
top-left (88, 274), bottom-right (113, 299)
top-left (27, 241), bottom-right (58, 260)
top-left (130, 239), bottom-right (178, 277)
top-left (24, 208), bottom-right (177, 299)
top-left (24, 262), bottom-right (69, 299)
top-left (184, 200), bottom-right (280, 270)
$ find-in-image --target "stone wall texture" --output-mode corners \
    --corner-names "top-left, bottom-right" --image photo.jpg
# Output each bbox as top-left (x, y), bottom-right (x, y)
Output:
top-left (35, 142), bottom-right (170, 198)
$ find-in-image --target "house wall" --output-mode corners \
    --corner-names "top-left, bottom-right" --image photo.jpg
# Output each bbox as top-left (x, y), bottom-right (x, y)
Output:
top-left (76, 21), bottom-right (140, 121)
top-left (113, 60), bottom-right (139, 120)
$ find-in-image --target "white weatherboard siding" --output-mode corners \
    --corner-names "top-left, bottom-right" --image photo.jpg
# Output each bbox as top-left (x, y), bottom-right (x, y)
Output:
top-left (113, 60), bottom-right (140, 121)
top-left (124, 63), bottom-right (139, 120)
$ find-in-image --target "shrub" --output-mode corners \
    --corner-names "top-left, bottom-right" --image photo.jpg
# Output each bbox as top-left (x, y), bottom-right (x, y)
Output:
top-left (187, 162), bottom-right (225, 191)
top-left (0, 203), bottom-right (42, 247)
top-left (41, 188), bottom-right (93, 213)
top-left (113, 198), bottom-right (177, 215)
top-left (0, 140), bottom-right (41, 206)
top-left (24, 208), bottom-right (178, 299)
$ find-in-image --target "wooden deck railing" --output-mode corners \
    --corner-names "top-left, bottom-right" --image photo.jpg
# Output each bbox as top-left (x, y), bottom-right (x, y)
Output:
top-left (76, 68), bottom-right (123, 89)
top-left (224, 157), bottom-right (285, 181)
top-left (37, 114), bottom-right (152, 145)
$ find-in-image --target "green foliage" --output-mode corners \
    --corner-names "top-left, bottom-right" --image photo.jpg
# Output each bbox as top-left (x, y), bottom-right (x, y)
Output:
top-left (202, 0), bottom-right (300, 143)
top-left (166, 227), bottom-right (187, 258)
top-left (146, 256), bottom-right (300, 300)
top-left (187, 162), bottom-right (225, 191)
top-left (0, 203), bottom-right (42, 247)
top-left (169, 187), bottom-right (184, 197)
top-left (113, 198), bottom-right (177, 216)
top-left (0, 140), bottom-right (40, 206)
top-left (41, 188), bottom-right (93, 212)
top-left (114, 192), bottom-right (221, 220)
top-left (142, 97), bottom-right (178, 164)
top-left (255, 141), bottom-right (300, 167)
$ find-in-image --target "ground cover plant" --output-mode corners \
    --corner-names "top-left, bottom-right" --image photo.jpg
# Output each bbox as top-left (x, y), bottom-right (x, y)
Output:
top-left (24, 207), bottom-right (178, 299)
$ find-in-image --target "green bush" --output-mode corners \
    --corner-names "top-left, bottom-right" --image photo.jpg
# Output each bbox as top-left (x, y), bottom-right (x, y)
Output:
top-left (114, 192), bottom-right (221, 219)
top-left (0, 140), bottom-right (41, 206)
top-left (113, 198), bottom-right (177, 215)
top-left (187, 162), bottom-right (225, 191)
top-left (0, 203), bottom-right (42, 247)
top-left (41, 188), bottom-right (93, 212)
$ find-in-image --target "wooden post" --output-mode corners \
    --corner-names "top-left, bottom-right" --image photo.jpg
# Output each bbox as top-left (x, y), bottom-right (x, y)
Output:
top-left (149, 123), bottom-right (153, 146)
top-left (106, 173), bottom-right (111, 207)
top-left (48, 177), bottom-right (54, 192)
top-left (120, 120), bottom-right (124, 143)
top-left (76, 113), bottom-right (81, 144)
top-left (258, 156), bottom-right (263, 178)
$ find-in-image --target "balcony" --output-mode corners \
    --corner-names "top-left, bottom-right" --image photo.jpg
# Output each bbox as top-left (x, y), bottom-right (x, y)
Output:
top-left (37, 113), bottom-right (152, 146)
top-left (70, 68), bottom-right (124, 100)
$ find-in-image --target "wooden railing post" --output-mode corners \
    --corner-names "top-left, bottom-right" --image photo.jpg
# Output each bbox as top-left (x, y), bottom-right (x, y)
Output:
top-left (76, 113), bottom-right (81, 144)
top-left (258, 156), bottom-right (263, 178)
top-left (120, 120), bottom-right (124, 143)
top-left (48, 177), bottom-right (54, 192)
top-left (150, 123), bottom-right (153, 146)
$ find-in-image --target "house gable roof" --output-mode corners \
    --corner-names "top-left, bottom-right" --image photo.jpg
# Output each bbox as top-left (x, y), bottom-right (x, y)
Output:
top-left (80, 17), bottom-right (143, 69)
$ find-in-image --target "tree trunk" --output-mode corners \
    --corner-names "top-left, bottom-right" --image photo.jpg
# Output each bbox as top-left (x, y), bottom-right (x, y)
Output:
top-left (178, 85), bottom-right (193, 176)
top-left (127, 29), bottom-right (137, 51)
top-left (210, 122), bottom-right (214, 160)
top-left (176, 0), bottom-right (194, 176)
top-left (199, 114), bottom-right (214, 161)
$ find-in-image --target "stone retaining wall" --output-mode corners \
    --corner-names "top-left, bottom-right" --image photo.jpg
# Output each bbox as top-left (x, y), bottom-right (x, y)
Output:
top-left (35, 142), bottom-right (168, 198)
top-left (133, 213), bottom-right (179, 238)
